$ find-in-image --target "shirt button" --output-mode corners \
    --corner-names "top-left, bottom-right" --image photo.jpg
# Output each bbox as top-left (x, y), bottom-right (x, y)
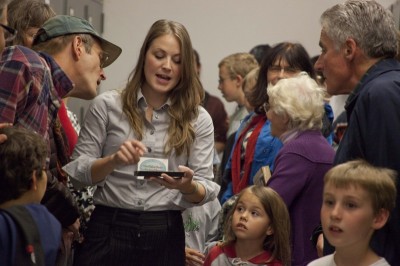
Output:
top-left (138, 200), bottom-right (144, 206)
top-left (150, 130), bottom-right (154, 135)
top-left (155, 114), bottom-right (159, 119)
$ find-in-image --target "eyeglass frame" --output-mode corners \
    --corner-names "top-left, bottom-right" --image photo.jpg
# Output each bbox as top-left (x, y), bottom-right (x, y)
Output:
top-left (218, 76), bottom-right (235, 85)
top-left (81, 37), bottom-right (109, 68)
top-left (99, 52), bottom-right (109, 68)
top-left (0, 23), bottom-right (17, 42)
top-left (268, 65), bottom-right (300, 74)
top-left (262, 102), bottom-right (270, 113)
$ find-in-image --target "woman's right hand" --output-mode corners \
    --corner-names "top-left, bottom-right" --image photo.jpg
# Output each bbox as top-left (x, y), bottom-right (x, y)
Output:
top-left (111, 140), bottom-right (147, 167)
top-left (91, 140), bottom-right (148, 183)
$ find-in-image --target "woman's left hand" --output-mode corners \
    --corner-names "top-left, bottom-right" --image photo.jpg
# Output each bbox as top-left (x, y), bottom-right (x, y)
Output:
top-left (149, 165), bottom-right (194, 191)
top-left (185, 247), bottom-right (205, 266)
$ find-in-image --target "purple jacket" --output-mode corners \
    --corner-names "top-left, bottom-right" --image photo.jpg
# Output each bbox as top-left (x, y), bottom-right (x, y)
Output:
top-left (267, 130), bottom-right (335, 266)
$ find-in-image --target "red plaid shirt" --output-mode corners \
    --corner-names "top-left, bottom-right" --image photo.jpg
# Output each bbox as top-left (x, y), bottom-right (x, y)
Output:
top-left (0, 45), bottom-right (73, 140)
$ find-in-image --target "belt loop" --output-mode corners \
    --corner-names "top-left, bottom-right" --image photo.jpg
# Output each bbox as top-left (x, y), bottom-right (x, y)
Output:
top-left (167, 211), bottom-right (175, 227)
top-left (111, 208), bottom-right (119, 226)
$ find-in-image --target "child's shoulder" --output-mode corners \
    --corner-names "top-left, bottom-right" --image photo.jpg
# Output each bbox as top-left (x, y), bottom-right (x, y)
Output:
top-left (250, 250), bottom-right (282, 266)
top-left (204, 242), bottom-right (235, 266)
top-left (307, 254), bottom-right (335, 266)
top-left (370, 257), bottom-right (391, 266)
top-left (208, 241), bottom-right (231, 256)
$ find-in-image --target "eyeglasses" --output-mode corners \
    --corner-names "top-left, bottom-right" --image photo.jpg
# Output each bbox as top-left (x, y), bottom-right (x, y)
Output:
top-left (218, 77), bottom-right (233, 85)
top-left (99, 52), bottom-right (109, 68)
top-left (0, 24), bottom-right (17, 42)
top-left (269, 65), bottom-right (299, 74)
top-left (262, 102), bottom-right (270, 113)
top-left (81, 37), bottom-right (109, 68)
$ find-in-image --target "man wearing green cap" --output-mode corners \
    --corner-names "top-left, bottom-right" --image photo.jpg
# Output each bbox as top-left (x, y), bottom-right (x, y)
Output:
top-left (0, 15), bottom-right (121, 243)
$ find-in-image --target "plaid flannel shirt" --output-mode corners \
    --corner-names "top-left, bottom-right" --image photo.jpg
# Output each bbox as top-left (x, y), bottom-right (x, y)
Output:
top-left (0, 45), bottom-right (72, 140)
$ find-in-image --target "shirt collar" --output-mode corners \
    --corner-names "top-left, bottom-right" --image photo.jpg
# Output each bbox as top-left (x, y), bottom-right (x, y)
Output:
top-left (39, 51), bottom-right (74, 98)
top-left (279, 129), bottom-right (300, 144)
top-left (345, 58), bottom-right (389, 108)
top-left (137, 88), bottom-right (171, 111)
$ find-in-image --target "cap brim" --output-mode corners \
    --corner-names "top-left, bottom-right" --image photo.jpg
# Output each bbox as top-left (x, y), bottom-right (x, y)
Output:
top-left (97, 37), bottom-right (122, 68)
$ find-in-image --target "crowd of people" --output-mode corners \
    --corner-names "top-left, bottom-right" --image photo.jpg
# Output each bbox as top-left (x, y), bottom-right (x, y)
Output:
top-left (0, 0), bottom-right (400, 265)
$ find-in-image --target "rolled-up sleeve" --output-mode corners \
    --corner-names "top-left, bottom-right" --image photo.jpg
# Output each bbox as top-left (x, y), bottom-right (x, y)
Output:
top-left (64, 93), bottom-right (220, 210)
top-left (63, 92), bottom-right (110, 188)
top-left (170, 107), bottom-right (220, 208)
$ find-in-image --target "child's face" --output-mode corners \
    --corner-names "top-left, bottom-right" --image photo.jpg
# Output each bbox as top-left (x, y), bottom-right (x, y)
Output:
top-left (231, 191), bottom-right (273, 246)
top-left (218, 65), bottom-right (242, 102)
top-left (22, 27), bottom-right (40, 48)
top-left (321, 183), bottom-right (381, 251)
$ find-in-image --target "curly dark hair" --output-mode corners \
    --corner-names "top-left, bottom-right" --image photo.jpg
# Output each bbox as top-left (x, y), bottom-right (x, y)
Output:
top-left (0, 127), bottom-right (47, 204)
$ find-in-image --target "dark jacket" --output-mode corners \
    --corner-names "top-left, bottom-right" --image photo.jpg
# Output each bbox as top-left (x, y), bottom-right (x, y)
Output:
top-left (334, 58), bottom-right (400, 265)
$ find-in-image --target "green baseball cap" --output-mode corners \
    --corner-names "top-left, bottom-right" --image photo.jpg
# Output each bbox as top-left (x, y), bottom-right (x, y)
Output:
top-left (33, 15), bottom-right (122, 68)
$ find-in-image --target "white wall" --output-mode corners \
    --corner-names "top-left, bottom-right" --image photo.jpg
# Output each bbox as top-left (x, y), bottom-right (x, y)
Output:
top-left (100, 0), bottom-right (395, 116)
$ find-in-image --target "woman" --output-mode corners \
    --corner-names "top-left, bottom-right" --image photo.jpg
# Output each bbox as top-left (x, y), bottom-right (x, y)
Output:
top-left (265, 73), bottom-right (335, 266)
top-left (260, 43), bottom-right (333, 143)
top-left (64, 19), bottom-right (219, 266)
top-left (220, 42), bottom-right (319, 203)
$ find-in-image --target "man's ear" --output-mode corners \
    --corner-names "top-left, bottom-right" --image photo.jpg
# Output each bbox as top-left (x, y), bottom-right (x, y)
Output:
top-left (343, 38), bottom-right (357, 60)
top-left (72, 35), bottom-right (84, 61)
top-left (372, 208), bottom-right (390, 230)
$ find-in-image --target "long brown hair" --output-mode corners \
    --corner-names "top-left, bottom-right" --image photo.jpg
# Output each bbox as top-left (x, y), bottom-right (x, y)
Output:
top-left (121, 19), bottom-right (204, 156)
top-left (223, 186), bottom-right (292, 266)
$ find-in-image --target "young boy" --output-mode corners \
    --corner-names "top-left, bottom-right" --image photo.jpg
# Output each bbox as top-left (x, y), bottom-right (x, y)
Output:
top-left (217, 53), bottom-right (259, 185)
top-left (217, 52), bottom-right (258, 138)
top-left (308, 160), bottom-right (396, 266)
top-left (0, 127), bottom-right (61, 266)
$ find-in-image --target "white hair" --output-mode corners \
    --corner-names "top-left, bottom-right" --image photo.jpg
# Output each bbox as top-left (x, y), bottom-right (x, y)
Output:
top-left (267, 72), bottom-right (325, 131)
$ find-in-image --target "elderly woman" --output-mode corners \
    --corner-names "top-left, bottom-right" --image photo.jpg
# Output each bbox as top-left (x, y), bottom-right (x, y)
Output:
top-left (265, 73), bottom-right (335, 266)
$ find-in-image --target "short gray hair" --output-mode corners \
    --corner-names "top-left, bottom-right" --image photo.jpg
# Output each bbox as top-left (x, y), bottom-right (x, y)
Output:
top-left (320, 0), bottom-right (397, 58)
top-left (267, 73), bottom-right (325, 131)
